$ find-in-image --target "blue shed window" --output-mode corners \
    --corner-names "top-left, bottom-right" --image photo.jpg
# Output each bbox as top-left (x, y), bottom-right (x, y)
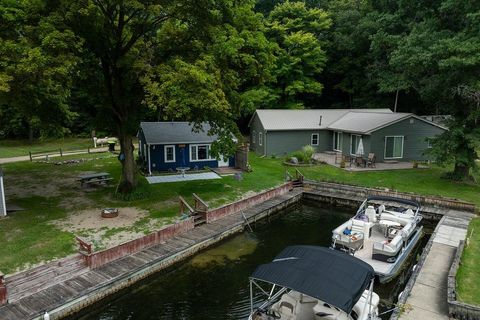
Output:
top-left (190, 144), bottom-right (213, 162)
top-left (164, 145), bottom-right (175, 163)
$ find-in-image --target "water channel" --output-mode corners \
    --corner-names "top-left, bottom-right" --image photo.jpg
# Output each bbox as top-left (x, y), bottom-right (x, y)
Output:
top-left (75, 199), bottom-right (431, 320)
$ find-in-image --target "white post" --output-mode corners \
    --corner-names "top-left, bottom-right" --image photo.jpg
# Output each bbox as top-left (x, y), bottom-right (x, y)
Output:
top-left (147, 144), bottom-right (152, 175)
top-left (0, 168), bottom-right (6, 217)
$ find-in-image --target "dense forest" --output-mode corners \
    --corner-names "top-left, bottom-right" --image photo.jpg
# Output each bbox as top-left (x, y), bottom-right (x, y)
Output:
top-left (1, 0), bottom-right (479, 189)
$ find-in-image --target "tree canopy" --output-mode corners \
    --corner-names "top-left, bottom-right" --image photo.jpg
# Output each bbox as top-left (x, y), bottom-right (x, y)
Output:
top-left (1, 0), bottom-right (479, 185)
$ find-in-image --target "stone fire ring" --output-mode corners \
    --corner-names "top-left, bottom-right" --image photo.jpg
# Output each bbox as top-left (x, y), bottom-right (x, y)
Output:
top-left (101, 208), bottom-right (119, 218)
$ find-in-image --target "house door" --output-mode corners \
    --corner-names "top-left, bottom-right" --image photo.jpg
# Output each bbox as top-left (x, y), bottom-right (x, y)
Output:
top-left (218, 156), bottom-right (230, 167)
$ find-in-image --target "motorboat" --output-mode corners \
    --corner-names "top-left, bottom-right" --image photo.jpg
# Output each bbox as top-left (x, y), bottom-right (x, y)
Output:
top-left (248, 245), bottom-right (381, 320)
top-left (331, 196), bottom-right (423, 283)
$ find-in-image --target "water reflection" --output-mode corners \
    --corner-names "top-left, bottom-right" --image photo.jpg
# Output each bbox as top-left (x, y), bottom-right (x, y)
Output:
top-left (75, 200), bottom-right (430, 320)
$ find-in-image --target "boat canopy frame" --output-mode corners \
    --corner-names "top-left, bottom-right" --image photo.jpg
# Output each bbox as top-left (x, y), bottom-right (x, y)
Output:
top-left (249, 246), bottom-right (375, 314)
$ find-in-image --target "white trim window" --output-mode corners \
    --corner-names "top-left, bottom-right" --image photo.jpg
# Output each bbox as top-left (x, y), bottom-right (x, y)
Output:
top-left (164, 145), bottom-right (176, 163)
top-left (384, 136), bottom-right (404, 159)
top-left (311, 133), bottom-right (319, 146)
top-left (190, 144), bottom-right (214, 162)
top-left (333, 132), bottom-right (343, 151)
top-left (350, 134), bottom-right (361, 155)
top-left (259, 132), bottom-right (263, 146)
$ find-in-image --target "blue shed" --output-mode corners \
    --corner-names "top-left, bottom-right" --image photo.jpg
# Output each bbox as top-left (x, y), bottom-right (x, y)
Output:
top-left (137, 122), bottom-right (235, 174)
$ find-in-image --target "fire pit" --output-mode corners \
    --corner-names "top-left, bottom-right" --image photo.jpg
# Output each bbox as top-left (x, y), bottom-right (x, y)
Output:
top-left (101, 208), bottom-right (119, 218)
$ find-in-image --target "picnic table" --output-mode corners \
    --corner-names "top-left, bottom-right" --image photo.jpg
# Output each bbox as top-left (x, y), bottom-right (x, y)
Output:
top-left (78, 172), bottom-right (112, 187)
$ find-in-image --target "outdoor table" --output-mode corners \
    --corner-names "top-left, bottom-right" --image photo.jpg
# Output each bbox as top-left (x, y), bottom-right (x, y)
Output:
top-left (176, 167), bottom-right (190, 177)
top-left (354, 155), bottom-right (366, 167)
top-left (78, 172), bottom-right (112, 186)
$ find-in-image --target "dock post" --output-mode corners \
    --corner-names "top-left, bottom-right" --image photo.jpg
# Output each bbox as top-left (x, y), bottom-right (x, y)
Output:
top-left (0, 272), bottom-right (7, 306)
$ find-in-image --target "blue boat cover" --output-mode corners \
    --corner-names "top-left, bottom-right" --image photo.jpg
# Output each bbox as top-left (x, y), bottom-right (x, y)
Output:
top-left (250, 246), bottom-right (374, 314)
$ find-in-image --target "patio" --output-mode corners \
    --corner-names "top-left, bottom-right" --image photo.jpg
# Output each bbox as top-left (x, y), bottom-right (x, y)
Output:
top-left (313, 152), bottom-right (424, 171)
top-left (146, 172), bottom-right (222, 184)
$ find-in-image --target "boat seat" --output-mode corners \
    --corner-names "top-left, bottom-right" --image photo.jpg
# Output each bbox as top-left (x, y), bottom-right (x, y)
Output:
top-left (372, 234), bottom-right (403, 258)
top-left (365, 205), bottom-right (377, 223)
top-left (380, 213), bottom-right (410, 226)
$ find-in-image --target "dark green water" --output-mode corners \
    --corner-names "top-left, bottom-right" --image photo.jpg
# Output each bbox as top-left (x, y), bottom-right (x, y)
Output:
top-left (76, 200), bottom-right (428, 320)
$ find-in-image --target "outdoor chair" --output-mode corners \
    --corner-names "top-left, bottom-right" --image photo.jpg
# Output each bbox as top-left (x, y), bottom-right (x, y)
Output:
top-left (343, 154), bottom-right (353, 167)
top-left (367, 153), bottom-right (376, 168)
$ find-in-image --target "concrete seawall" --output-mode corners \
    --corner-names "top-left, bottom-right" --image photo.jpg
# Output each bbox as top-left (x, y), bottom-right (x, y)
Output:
top-left (0, 180), bottom-right (475, 320)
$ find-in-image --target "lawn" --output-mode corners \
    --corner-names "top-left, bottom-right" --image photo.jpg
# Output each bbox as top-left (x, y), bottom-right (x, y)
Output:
top-left (297, 164), bottom-right (480, 206)
top-left (456, 217), bottom-right (480, 305)
top-left (1, 150), bottom-right (479, 276)
top-left (0, 138), bottom-right (94, 158)
top-left (0, 152), bottom-right (286, 274)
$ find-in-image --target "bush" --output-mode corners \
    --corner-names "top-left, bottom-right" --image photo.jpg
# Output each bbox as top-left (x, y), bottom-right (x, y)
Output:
top-left (302, 145), bottom-right (315, 161)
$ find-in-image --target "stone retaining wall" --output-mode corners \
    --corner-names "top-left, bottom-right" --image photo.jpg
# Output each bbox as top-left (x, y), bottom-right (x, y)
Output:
top-left (447, 240), bottom-right (480, 320)
top-left (85, 218), bottom-right (194, 269)
top-left (304, 180), bottom-right (476, 213)
top-left (205, 182), bottom-right (293, 223)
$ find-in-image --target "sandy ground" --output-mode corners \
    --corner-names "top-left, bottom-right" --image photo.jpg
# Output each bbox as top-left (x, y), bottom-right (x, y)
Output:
top-left (52, 207), bottom-right (172, 250)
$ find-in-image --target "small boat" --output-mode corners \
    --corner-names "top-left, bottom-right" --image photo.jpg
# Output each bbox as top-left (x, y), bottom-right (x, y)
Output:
top-left (331, 196), bottom-right (423, 283)
top-left (248, 245), bottom-right (381, 320)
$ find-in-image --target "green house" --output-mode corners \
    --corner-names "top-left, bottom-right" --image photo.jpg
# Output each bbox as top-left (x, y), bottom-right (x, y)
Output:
top-left (248, 109), bottom-right (446, 162)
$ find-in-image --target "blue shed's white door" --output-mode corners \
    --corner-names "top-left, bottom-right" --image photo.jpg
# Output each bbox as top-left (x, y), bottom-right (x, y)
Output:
top-left (218, 156), bottom-right (229, 167)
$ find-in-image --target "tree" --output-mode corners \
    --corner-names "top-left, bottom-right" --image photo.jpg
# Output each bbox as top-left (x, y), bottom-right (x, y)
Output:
top-left (64, 0), bottom-right (273, 192)
top-left (264, 1), bottom-right (331, 109)
top-left (0, 1), bottom-right (82, 140)
top-left (383, 0), bottom-right (480, 179)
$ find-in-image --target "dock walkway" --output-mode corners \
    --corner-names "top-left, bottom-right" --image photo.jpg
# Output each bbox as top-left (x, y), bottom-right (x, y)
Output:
top-left (398, 214), bottom-right (472, 320)
top-left (0, 189), bottom-right (302, 320)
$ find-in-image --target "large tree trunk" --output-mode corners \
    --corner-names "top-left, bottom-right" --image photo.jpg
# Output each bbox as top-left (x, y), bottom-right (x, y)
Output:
top-left (117, 131), bottom-right (137, 193)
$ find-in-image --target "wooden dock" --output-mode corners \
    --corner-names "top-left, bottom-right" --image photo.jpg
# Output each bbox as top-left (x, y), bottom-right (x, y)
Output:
top-left (0, 189), bottom-right (302, 320)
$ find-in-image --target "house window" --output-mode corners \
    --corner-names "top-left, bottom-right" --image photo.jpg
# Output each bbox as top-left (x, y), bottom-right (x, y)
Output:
top-left (333, 132), bottom-right (343, 151)
top-left (190, 144), bottom-right (213, 161)
top-left (164, 145), bottom-right (175, 163)
top-left (384, 136), bottom-right (404, 159)
top-left (427, 138), bottom-right (433, 148)
top-left (259, 132), bottom-right (263, 146)
top-left (311, 133), bottom-right (319, 146)
top-left (350, 135), bottom-right (361, 155)
top-left (252, 130), bottom-right (256, 145)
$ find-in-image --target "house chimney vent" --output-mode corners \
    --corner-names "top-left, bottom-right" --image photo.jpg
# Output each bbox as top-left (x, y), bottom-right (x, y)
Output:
top-left (319, 115), bottom-right (322, 126)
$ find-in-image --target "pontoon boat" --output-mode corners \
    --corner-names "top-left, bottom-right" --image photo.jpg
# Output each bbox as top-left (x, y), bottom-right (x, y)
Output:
top-left (248, 245), bottom-right (380, 320)
top-left (331, 196), bottom-right (423, 283)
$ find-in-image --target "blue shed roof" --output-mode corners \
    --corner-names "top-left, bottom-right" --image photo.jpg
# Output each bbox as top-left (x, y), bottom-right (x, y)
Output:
top-left (139, 122), bottom-right (218, 145)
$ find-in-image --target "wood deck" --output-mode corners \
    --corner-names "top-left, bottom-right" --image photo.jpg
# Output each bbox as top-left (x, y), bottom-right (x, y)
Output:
top-left (0, 189), bottom-right (302, 320)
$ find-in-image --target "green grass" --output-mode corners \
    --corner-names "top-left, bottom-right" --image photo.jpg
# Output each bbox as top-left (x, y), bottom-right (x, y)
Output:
top-left (0, 149), bottom-right (479, 275)
top-left (297, 164), bottom-right (480, 206)
top-left (456, 217), bottom-right (480, 305)
top-left (0, 153), bottom-right (286, 274)
top-left (0, 138), bottom-right (93, 158)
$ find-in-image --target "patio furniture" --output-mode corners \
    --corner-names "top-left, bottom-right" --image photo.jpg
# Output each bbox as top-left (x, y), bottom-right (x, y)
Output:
top-left (77, 172), bottom-right (112, 187)
top-left (367, 153), bottom-right (376, 168)
top-left (176, 167), bottom-right (190, 177)
top-left (354, 155), bottom-right (366, 167)
top-left (343, 154), bottom-right (353, 167)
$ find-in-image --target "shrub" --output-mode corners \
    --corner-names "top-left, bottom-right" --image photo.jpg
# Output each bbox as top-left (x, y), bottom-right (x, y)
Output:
top-left (302, 145), bottom-right (315, 161)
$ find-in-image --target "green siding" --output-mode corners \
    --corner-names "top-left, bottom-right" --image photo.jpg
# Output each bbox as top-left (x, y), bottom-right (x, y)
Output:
top-left (265, 130), bottom-right (330, 156)
top-left (338, 133), bottom-right (370, 156)
top-left (249, 114), bottom-right (266, 155)
top-left (369, 117), bottom-right (445, 162)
